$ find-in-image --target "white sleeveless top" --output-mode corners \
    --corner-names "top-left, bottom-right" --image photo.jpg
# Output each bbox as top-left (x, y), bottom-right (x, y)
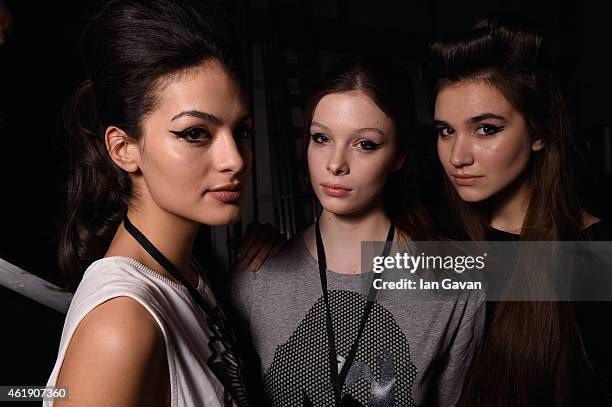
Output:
top-left (45, 256), bottom-right (244, 407)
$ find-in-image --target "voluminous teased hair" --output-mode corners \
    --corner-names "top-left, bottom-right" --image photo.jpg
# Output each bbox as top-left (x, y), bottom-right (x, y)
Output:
top-left (59, 0), bottom-right (243, 290)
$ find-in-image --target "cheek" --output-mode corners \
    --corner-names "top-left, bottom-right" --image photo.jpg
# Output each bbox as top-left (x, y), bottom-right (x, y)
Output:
top-left (479, 138), bottom-right (531, 181)
top-left (142, 141), bottom-right (211, 202)
top-left (437, 139), bottom-right (452, 169)
top-left (369, 153), bottom-right (395, 177)
top-left (307, 145), bottom-right (326, 181)
top-left (352, 151), bottom-right (397, 192)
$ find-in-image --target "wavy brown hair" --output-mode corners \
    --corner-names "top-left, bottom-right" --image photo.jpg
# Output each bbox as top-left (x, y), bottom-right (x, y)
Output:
top-left (427, 16), bottom-right (593, 406)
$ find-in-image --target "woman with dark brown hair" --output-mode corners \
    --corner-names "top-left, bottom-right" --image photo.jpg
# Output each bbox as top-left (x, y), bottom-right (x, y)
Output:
top-left (233, 56), bottom-right (485, 406)
top-left (45, 0), bottom-right (254, 405)
top-left (428, 16), bottom-right (612, 406)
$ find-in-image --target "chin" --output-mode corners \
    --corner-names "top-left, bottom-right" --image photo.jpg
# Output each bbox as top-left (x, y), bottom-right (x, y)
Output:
top-left (323, 208), bottom-right (355, 216)
top-left (319, 199), bottom-right (373, 217)
top-left (317, 199), bottom-right (349, 215)
top-left (455, 188), bottom-right (492, 203)
top-left (197, 204), bottom-right (243, 226)
top-left (202, 213), bottom-right (242, 226)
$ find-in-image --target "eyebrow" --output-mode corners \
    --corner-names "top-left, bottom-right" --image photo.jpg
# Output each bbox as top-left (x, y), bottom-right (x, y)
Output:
top-left (172, 110), bottom-right (222, 125)
top-left (310, 121), bottom-right (385, 136)
top-left (433, 119), bottom-right (448, 126)
top-left (310, 121), bottom-right (329, 130)
top-left (358, 127), bottom-right (386, 137)
top-left (171, 110), bottom-right (252, 126)
top-left (433, 112), bottom-right (507, 127)
top-left (469, 112), bottom-right (507, 123)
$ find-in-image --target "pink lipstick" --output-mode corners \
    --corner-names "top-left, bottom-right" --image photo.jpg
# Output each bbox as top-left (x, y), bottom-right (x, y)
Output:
top-left (321, 183), bottom-right (352, 198)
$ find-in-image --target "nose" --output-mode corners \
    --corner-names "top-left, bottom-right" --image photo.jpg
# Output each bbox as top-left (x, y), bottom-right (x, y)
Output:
top-left (213, 131), bottom-right (247, 174)
top-left (327, 146), bottom-right (350, 176)
top-left (449, 134), bottom-right (474, 168)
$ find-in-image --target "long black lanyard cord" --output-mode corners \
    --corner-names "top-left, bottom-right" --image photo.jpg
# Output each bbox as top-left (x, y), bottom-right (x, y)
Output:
top-left (123, 214), bottom-right (218, 320)
top-left (123, 214), bottom-right (248, 406)
top-left (315, 219), bottom-right (394, 405)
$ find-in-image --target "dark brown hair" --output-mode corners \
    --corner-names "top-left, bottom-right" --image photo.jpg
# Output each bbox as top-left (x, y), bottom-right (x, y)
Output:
top-left (427, 16), bottom-right (591, 405)
top-left (304, 56), bottom-right (433, 240)
top-left (59, 0), bottom-right (242, 290)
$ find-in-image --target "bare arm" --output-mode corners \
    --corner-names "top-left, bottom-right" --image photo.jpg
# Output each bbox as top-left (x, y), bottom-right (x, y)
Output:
top-left (54, 297), bottom-right (170, 407)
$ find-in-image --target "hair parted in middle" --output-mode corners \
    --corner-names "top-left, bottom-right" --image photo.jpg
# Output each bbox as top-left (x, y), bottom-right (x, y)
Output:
top-left (303, 55), bottom-right (433, 240)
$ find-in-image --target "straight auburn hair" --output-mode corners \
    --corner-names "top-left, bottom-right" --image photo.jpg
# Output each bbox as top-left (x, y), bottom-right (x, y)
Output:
top-left (303, 56), bottom-right (434, 241)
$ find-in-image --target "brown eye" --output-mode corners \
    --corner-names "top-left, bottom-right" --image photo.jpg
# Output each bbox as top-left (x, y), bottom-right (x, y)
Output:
top-left (437, 127), bottom-right (454, 138)
top-left (171, 127), bottom-right (212, 144)
top-left (310, 133), bottom-right (329, 144)
top-left (357, 140), bottom-right (382, 150)
top-left (476, 124), bottom-right (504, 136)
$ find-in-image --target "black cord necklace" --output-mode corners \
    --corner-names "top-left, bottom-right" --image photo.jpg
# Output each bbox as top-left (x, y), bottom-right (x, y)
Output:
top-left (314, 218), bottom-right (394, 405)
top-left (123, 214), bottom-right (215, 318)
top-left (122, 213), bottom-right (250, 406)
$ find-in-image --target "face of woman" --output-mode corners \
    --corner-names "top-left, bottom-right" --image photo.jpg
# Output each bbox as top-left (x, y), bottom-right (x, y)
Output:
top-left (134, 60), bottom-right (253, 226)
top-left (435, 80), bottom-right (542, 203)
top-left (307, 90), bottom-right (403, 217)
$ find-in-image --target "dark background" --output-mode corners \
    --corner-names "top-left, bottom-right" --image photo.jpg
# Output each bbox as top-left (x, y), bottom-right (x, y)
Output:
top-left (0, 0), bottom-right (610, 397)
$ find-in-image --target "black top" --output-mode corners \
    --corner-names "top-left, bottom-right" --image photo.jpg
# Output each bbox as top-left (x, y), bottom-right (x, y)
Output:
top-left (485, 220), bottom-right (612, 404)
top-left (486, 219), bottom-right (612, 241)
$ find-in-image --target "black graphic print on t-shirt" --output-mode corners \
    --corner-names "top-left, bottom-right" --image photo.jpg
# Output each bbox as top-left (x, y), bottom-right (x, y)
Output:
top-left (264, 290), bottom-right (417, 406)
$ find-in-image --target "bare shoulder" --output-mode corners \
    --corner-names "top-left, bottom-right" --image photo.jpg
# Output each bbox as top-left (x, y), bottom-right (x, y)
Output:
top-left (55, 296), bottom-right (170, 407)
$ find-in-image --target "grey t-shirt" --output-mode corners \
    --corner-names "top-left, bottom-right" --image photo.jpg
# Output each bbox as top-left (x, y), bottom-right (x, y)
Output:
top-left (232, 234), bottom-right (484, 406)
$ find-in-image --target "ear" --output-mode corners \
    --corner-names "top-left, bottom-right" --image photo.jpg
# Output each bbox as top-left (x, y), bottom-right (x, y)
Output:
top-left (531, 139), bottom-right (545, 152)
top-left (391, 151), bottom-right (407, 172)
top-left (105, 126), bottom-right (140, 172)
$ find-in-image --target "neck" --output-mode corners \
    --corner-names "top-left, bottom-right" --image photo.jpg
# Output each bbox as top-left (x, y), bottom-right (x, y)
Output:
top-left (106, 199), bottom-right (200, 286)
top-left (309, 204), bottom-right (391, 275)
top-left (489, 176), bottom-right (531, 234)
top-left (319, 207), bottom-right (391, 244)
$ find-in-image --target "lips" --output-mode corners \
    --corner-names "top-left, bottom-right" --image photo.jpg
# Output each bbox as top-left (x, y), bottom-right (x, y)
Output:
top-left (208, 183), bottom-right (243, 203)
top-left (321, 183), bottom-right (352, 198)
top-left (450, 174), bottom-right (483, 186)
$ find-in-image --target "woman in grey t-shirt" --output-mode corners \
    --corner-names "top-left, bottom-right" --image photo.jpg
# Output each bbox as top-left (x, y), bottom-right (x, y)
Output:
top-left (233, 56), bottom-right (485, 406)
